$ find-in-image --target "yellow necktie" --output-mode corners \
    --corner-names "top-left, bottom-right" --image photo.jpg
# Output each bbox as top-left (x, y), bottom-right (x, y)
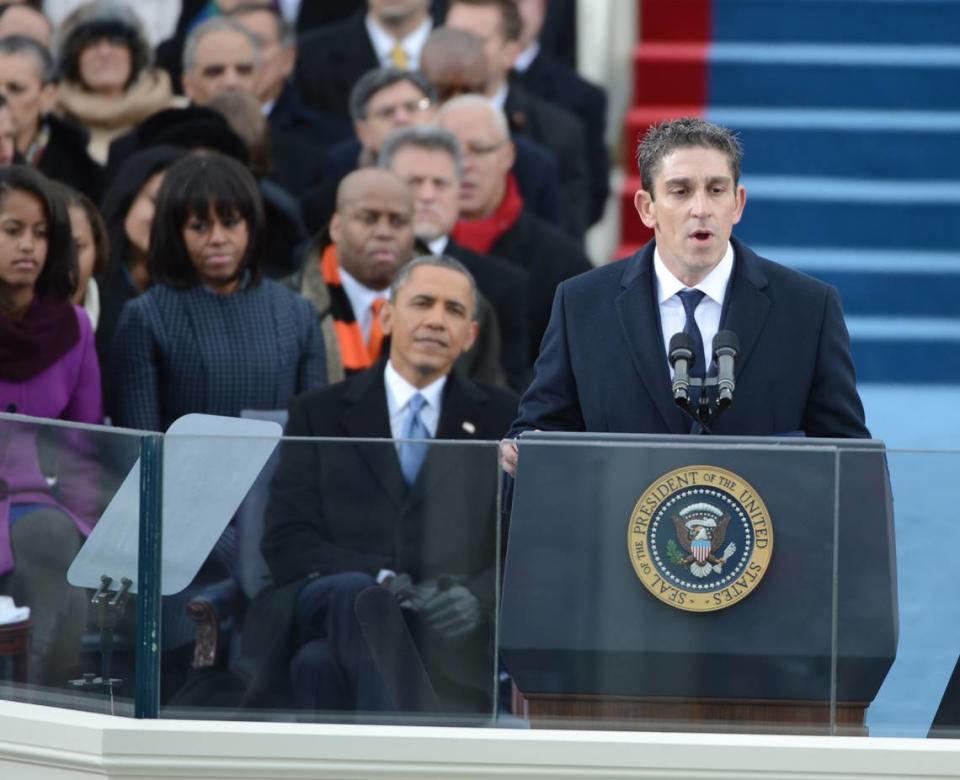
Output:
top-left (390, 43), bottom-right (409, 69)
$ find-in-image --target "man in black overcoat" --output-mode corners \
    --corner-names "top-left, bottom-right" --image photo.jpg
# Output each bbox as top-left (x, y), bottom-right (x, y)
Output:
top-left (250, 254), bottom-right (518, 713)
top-left (501, 117), bottom-right (869, 478)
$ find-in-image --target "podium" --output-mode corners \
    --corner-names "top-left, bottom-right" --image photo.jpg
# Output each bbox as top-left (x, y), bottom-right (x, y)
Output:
top-left (500, 433), bottom-right (897, 734)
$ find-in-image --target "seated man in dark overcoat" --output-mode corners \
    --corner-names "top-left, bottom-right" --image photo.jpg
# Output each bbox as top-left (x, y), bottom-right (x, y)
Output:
top-left (248, 254), bottom-right (518, 713)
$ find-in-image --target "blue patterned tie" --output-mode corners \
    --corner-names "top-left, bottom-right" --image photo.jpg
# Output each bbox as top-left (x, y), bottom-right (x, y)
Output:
top-left (677, 289), bottom-right (707, 379)
top-left (399, 393), bottom-right (430, 485)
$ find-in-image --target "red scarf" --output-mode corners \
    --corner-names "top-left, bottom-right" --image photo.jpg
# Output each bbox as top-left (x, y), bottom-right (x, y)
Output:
top-left (451, 173), bottom-right (524, 254)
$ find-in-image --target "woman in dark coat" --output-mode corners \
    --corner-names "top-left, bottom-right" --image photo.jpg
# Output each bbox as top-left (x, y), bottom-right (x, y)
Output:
top-left (109, 151), bottom-right (327, 431)
top-left (96, 144), bottom-right (186, 393)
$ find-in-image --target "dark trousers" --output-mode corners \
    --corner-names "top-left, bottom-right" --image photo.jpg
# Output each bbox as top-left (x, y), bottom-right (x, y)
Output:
top-left (0, 507), bottom-right (86, 687)
top-left (290, 571), bottom-right (393, 712)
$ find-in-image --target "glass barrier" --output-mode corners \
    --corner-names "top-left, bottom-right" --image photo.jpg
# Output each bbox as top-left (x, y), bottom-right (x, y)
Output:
top-left (155, 431), bottom-right (502, 727)
top-left (5, 411), bottom-right (960, 742)
top-left (856, 448), bottom-right (960, 739)
top-left (0, 412), bottom-right (147, 717)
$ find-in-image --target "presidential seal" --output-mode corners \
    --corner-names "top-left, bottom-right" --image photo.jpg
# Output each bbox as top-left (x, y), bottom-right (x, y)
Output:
top-left (626, 466), bottom-right (773, 612)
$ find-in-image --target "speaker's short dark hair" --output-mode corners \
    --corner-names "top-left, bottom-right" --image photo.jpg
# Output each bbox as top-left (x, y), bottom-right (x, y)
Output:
top-left (637, 117), bottom-right (743, 197)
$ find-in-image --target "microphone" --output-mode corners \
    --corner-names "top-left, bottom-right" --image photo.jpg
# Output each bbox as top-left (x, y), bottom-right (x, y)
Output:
top-left (713, 330), bottom-right (740, 411)
top-left (669, 332), bottom-right (695, 406)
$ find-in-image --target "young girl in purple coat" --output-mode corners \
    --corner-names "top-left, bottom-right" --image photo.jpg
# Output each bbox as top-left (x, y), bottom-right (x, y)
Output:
top-left (0, 165), bottom-right (102, 685)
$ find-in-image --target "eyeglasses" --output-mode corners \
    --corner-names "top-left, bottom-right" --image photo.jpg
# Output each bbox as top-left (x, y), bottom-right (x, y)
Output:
top-left (368, 97), bottom-right (433, 122)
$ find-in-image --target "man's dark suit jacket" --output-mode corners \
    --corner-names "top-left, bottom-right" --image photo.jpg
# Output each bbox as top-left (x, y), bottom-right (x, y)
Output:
top-left (37, 114), bottom-right (102, 203)
top-left (245, 363), bottom-right (518, 707)
top-left (268, 81), bottom-right (353, 198)
top-left (297, 1), bottom-right (448, 32)
top-left (504, 83), bottom-right (590, 239)
top-left (262, 363), bottom-right (517, 586)
top-left (488, 210), bottom-right (593, 363)
top-left (294, 12), bottom-right (380, 120)
top-left (511, 237), bottom-right (870, 439)
top-left (295, 10), bottom-right (459, 119)
top-left (442, 238), bottom-right (531, 391)
top-left (513, 53), bottom-right (609, 225)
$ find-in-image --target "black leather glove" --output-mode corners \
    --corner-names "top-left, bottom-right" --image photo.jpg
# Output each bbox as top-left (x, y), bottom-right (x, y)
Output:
top-left (421, 583), bottom-right (483, 642)
top-left (384, 573), bottom-right (439, 613)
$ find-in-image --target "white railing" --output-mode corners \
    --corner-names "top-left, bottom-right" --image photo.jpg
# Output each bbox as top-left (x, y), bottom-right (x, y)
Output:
top-left (2, 699), bottom-right (959, 780)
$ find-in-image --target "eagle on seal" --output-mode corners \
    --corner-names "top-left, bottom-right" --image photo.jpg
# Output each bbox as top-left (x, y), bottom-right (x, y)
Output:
top-left (672, 502), bottom-right (735, 577)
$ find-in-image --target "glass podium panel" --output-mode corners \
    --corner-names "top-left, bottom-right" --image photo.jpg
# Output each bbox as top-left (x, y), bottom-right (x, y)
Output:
top-left (852, 448), bottom-right (960, 739)
top-left (0, 413), bottom-right (144, 716)
top-left (155, 432), bottom-right (502, 727)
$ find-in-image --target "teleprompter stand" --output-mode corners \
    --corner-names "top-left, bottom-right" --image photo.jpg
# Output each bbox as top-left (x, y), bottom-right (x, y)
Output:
top-left (67, 414), bottom-right (283, 712)
top-left (69, 575), bottom-right (132, 700)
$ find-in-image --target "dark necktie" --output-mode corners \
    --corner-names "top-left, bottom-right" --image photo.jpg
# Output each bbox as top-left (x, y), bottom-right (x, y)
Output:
top-left (677, 289), bottom-right (707, 379)
top-left (398, 393), bottom-right (430, 485)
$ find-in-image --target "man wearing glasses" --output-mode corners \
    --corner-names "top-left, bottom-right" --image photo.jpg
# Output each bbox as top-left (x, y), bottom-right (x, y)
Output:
top-left (436, 95), bottom-right (591, 363)
top-left (302, 68), bottom-right (436, 236)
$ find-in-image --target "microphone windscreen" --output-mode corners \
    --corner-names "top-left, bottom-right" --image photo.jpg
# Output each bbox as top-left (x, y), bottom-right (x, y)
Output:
top-left (354, 586), bottom-right (441, 713)
top-left (713, 330), bottom-right (740, 354)
top-left (669, 331), bottom-right (695, 360)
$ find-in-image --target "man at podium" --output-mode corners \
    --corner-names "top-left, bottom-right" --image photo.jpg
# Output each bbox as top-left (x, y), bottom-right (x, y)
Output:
top-left (502, 117), bottom-right (868, 473)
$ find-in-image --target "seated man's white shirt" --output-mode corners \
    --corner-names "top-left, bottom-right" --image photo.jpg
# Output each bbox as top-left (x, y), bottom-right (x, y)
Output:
top-left (385, 359), bottom-right (445, 440)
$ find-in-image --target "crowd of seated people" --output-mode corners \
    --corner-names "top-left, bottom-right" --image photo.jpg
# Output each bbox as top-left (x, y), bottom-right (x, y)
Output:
top-left (0, 0), bottom-right (607, 712)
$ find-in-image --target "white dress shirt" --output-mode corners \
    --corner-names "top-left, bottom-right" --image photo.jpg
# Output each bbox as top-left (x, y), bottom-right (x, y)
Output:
top-left (513, 42), bottom-right (541, 73)
top-left (277, 0), bottom-right (301, 24)
top-left (365, 14), bottom-right (433, 70)
top-left (385, 360), bottom-right (446, 440)
top-left (654, 242), bottom-right (734, 375)
top-left (377, 361), bottom-right (446, 584)
top-left (427, 236), bottom-right (449, 255)
top-left (339, 266), bottom-right (390, 343)
top-left (490, 84), bottom-right (508, 112)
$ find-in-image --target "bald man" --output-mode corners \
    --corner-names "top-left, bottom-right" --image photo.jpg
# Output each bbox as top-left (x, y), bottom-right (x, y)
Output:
top-left (419, 26), bottom-right (488, 103)
top-left (289, 167), bottom-right (508, 387)
top-left (0, 5), bottom-right (52, 47)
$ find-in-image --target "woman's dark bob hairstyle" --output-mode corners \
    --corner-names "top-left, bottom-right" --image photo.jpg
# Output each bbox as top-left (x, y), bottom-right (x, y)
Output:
top-left (0, 165), bottom-right (76, 299)
top-left (148, 152), bottom-right (265, 289)
top-left (57, 184), bottom-right (110, 274)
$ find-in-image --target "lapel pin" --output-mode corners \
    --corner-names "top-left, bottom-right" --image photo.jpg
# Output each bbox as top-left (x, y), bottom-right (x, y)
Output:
top-left (462, 421), bottom-right (476, 434)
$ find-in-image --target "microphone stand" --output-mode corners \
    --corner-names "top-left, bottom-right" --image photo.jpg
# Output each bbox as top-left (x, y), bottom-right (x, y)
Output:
top-left (669, 330), bottom-right (739, 435)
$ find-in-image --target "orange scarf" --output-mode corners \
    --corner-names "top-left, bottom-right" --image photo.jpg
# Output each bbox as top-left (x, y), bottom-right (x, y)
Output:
top-left (321, 244), bottom-right (386, 373)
